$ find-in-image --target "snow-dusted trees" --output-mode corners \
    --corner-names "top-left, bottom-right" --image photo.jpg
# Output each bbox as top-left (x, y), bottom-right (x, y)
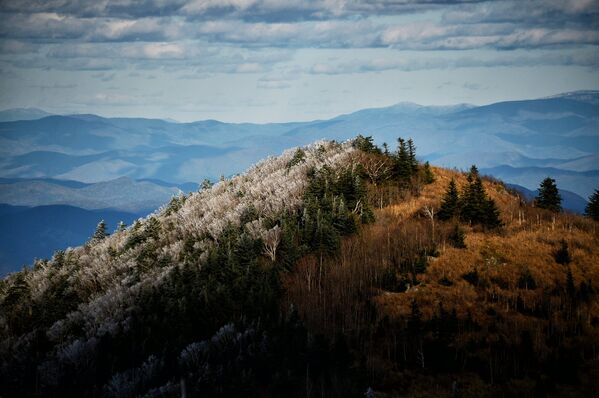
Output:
top-left (91, 219), bottom-right (107, 242)
top-left (0, 138), bottom-right (376, 397)
top-left (262, 225), bottom-right (282, 262)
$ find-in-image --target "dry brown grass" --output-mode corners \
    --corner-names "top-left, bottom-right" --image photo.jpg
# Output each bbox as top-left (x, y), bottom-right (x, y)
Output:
top-left (365, 167), bottom-right (599, 324)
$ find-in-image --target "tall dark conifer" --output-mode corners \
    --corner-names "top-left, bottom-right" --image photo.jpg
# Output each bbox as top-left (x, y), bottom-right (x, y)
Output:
top-left (396, 137), bottom-right (411, 180)
top-left (461, 172), bottom-right (486, 224)
top-left (407, 138), bottom-right (418, 174)
top-left (460, 165), bottom-right (502, 229)
top-left (422, 161), bottom-right (435, 184)
top-left (438, 179), bottom-right (460, 221)
top-left (585, 189), bottom-right (599, 221)
top-left (535, 177), bottom-right (562, 212)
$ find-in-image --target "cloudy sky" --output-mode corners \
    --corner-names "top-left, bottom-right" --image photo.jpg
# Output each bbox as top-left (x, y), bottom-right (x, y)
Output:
top-left (0, 0), bottom-right (598, 122)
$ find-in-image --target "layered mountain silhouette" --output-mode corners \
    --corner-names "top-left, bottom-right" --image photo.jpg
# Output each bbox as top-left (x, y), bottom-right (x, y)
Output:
top-left (1, 91), bottom-right (597, 198)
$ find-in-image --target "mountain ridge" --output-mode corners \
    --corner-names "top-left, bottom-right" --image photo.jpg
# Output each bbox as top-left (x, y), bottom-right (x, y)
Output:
top-left (1, 138), bottom-right (597, 397)
top-left (0, 91), bottom-right (597, 198)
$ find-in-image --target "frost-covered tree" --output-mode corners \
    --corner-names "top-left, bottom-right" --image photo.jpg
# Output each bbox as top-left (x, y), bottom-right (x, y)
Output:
top-left (92, 220), bottom-right (107, 242)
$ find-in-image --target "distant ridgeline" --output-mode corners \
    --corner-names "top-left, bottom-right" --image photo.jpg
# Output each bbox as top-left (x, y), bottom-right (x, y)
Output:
top-left (1, 137), bottom-right (598, 397)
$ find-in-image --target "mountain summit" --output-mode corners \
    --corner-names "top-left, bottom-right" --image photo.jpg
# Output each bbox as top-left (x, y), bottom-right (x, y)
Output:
top-left (1, 137), bottom-right (597, 397)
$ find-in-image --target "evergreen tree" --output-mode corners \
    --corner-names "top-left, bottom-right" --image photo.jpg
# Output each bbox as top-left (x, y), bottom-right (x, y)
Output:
top-left (448, 223), bottom-right (466, 248)
top-left (382, 142), bottom-right (389, 155)
top-left (353, 135), bottom-right (379, 153)
top-left (535, 177), bottom-right (562, 212)
top-left (438, 179), bottom-right (460, 221)
top-left (116, 221), bottom-right (127, 232)
top-left (407, 138), bottom-right (418, 174)
top-left (483, 197), bottom-right (503, 229)
top-left (554, 239), bottom-right (571, 265)
top-left (396, 137), bottom-right (411, 180)
top-left (461, 172), bottom-right (488, 225)
top-left (585, 189), bottom-right (599, 221)
top-left (287, 148), bottom-right (306, 168)
top-left (467, 165), bottom-right (479, 181)
top-left (92, 220), bottom-right (107, 242)
top-left (200, 178), bottom-right (212, 191)
top-left (422, 161), bottom-right (435, 184)
top-left (460, 166), bottom-right (502, 228)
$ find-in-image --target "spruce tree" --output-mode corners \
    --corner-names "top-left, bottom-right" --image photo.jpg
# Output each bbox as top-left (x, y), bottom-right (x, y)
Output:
top-left (460, 175), bottom-right (487, 224)
top-left (422, 161), bottom-right (435, 184)
top-left (92, 220), bottom-right (107, 242)
top-left (353, 135), bottom-right (379, 153)
top-left (407, 138), bottom-right (418, 174)
top-left (200, 178), bottom-right (212, 191)
top-left (448, 223), bottom-right (466, 248)
top-left (467, 165), bottom-right (479, 181)
top-left (483, 197), bottom-right (503, 229)
top-left (438, 178), bottom-right (460, 221)
top-left (460, 166), bottom-right (502, 229)
top-left (396, 137), bottom-right (411, 180)
top-left (554, 239), bottom-right (571, 265)
top-left (585, 189), bottom-right (599, 221)
top-left (116, 221), bottom-right (127, 232)
top-left (535, 177), bottom-right (562, 212)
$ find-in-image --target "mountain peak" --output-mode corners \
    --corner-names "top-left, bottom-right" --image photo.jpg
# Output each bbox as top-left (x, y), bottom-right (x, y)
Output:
top-left (0, 107), bottom-right (53, 122)
top-left (542, 90), bottom-right (599, 104)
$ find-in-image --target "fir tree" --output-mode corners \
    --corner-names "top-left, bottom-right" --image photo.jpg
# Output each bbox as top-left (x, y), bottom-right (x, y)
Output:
top-left (407, 138), bottom-right (418, 174)
top-left (535, 177), bottom-right (562, 212)
top-left (438, 179), bottom-right (460, 221)
top-left (352, 135), bottom-right (379, 153)
top-left (286, 148), bottom-right (306, 168)
top-left (448, 223), bottom-right (466, 248)
top-left (483, 197), bottom-right (503, 229)
top-left (92, 220), bottom-right (107, 242)
top-left (422, 161), bottom-right (435, 184)
top-left (460, 166), bottom-right (502, 229)
top-left (200, 178), bottom-right (212, 191)
top-left (396, 137), bottom-right (411, 180)
top-left (116, 221), bottom-right (127, 232)
top-left (554, 239), bottom-right (571, 265)
top-left (461, 173), bottom-right (487, 225)
top-left (467, 165), bottom-right (479, 181)
top-left (382, 142), bottom-right (389, 155)
top-left (585, 189), bottom-right (599, 221)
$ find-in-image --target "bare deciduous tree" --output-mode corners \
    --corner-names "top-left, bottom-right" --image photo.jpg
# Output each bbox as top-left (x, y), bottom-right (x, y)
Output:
top-left (262, 225), bottom-right (282, 262)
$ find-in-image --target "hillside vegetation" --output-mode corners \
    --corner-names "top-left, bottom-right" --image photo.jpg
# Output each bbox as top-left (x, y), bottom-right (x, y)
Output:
top-left (1, 137), bottom-right (598, 397)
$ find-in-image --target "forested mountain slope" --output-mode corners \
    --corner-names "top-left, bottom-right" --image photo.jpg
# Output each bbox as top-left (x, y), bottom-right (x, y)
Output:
top-left (1, 138), bottom-right (598, 397)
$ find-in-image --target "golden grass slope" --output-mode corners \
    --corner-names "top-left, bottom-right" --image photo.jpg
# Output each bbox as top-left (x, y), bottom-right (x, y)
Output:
top-left (374, 166), bottom-right (599, 332)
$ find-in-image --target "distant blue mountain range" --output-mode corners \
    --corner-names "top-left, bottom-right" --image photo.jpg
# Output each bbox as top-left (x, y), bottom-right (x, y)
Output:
top-left (0, 91), bottom-right (597, 275)
top-left (0, 177), bottom-right (197, 213)
top-left (1, 91), bottom-right (597, 198)
top-left (504, 184), bottom-right (588, 214)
